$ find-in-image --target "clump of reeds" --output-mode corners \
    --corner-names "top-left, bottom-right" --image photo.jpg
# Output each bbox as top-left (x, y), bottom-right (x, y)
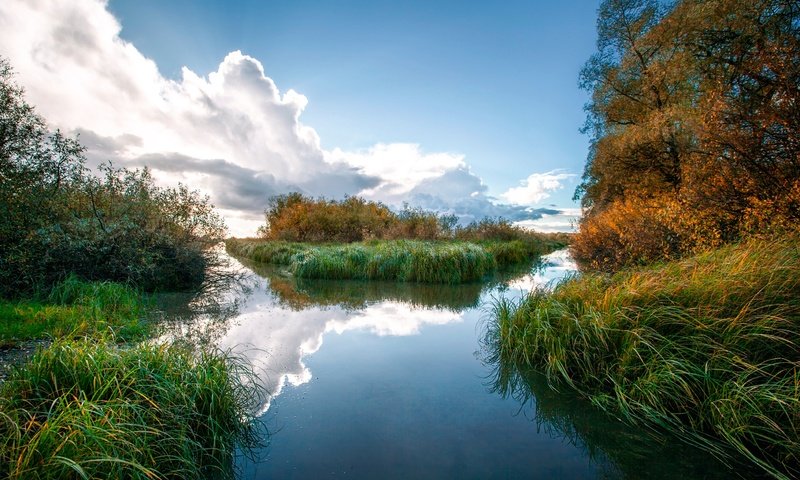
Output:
top-left (290, 241), bottom-right (497, 284)
top-left (225, 239), bottom-right (308, 265)
top-left (0, 338), bottom-right (263, 480)
top-left (492, 236), bottom-right (800, 479)
top-left (226, 238), bottom-right (567, 284)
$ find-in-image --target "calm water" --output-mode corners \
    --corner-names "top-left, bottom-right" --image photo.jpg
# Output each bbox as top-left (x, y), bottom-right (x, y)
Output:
top-left (161, 250), bottom-right (755, 479)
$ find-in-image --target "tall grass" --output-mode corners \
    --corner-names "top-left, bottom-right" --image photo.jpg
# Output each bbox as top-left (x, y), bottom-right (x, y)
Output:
top-left (492, 236), bottom-right (800, 479)
top-left (0, 338), bottom-right (263, 480)
top-left (292, 241), bottom-right (496, 283)
top-left (227, 238), bottom-right (566, 284)
top-left (0, 276), bottom-right (149, 346)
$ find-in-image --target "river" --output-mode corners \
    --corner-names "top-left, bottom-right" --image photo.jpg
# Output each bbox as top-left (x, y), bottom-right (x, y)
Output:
top-left (158, 249), bottom-right (752, 479)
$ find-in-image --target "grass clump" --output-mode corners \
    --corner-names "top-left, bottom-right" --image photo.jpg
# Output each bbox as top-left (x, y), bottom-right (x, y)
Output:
top-left (0, 276), bottom-right (148, 347)
top-left (0, 338), bottom-right (262, 480)
top-left (492, 236), bottom-right (800, 479)
top-left (292, 241), bottom-right (496, 283)
top-left (228, 239), bottom-right (533, 284)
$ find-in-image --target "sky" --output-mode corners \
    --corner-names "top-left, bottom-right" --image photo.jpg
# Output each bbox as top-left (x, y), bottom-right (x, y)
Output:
top-left (0, 0), bottom-right (600, 236)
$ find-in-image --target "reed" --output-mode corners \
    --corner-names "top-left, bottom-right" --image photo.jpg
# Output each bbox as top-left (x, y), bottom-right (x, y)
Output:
top-left (226, 238), bottom-right (565, 284)
top-left (492, 236), bottom-right (800, 479)
top-left (0, 338), bottom-right (263, 480)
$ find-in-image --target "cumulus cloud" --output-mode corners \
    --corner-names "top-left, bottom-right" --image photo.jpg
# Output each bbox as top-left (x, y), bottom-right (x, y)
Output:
top-left (514, 208), bottom-right (581, 233)
top-left (0, 0), bottom-right (578, 236)
top-left (500, 171), bottom-right (576, 206)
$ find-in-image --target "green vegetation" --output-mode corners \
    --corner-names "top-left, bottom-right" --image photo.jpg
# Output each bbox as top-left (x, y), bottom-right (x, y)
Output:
top-left (0, 276), bottom-right (149, 348)
top-left (493, 237), bottom-right (800, 478)
top-left (0, 57), bottom-right (225, 297)
top-left (0, 339), bottom-right (262, 480)
top-left (234, 201), bottom-right (568, 284)
top-left (0, 57), bottom-right (262, 479)
top-left (227, 237), bottom-right (567, 284)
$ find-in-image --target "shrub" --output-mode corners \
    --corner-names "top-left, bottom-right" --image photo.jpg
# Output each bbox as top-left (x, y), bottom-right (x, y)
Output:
top-left (0, 57), bottom-right (226, 296)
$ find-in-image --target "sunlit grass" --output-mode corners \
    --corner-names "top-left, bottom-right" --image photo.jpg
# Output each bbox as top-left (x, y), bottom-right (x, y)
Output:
top-left (0, 276), bottom-right (149, 347)
top-left (491, 236), bottom-right (800, 479)
top-left (226, 238), bottom-right (566, 284)
top-left (0, 338), bottom-right (263, 480)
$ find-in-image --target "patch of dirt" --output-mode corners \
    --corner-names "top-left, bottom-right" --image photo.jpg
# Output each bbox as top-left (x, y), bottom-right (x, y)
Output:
top-left (0, 340), bottom-right (50, 382)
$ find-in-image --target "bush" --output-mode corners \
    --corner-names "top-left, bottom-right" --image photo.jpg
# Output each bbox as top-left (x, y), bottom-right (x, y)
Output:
top-left (0, 57), bottom-right (226, 296)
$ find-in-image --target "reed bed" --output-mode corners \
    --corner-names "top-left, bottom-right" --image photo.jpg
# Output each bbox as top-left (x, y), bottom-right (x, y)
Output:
top-left (492, 236), bottom-right (800, 479)
top-left (0, 338), bottom-right (262, 480)
top-left (226, 238), bottom-right (563, 284)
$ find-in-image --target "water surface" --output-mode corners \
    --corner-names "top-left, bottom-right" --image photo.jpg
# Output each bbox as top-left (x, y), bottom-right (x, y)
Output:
top-left (163, 250), bottom-right (756, 479)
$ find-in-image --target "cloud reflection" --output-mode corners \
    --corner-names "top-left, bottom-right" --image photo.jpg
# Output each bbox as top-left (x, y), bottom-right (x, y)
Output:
top-left (216, 282), bottom-right (463, 413)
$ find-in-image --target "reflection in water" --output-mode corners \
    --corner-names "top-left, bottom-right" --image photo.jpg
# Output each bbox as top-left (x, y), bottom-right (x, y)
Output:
top-left (155, 248), bottom-right (754, 479)
top-left (216, 300), bottom-right (462, 413)
top-left (481, 277), bottom-right (764, 479)
top-left (240, 256), bottom-right (547, 313)
top-left (480, 353), bottom-right (763, 478)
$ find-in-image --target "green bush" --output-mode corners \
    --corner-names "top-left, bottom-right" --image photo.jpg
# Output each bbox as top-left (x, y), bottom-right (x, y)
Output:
top-left (0, 57), bottom-right (225, 296)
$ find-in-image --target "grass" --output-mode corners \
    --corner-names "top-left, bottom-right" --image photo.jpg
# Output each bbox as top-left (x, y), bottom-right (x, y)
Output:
top-left (0, 276), bottom-right (149, 347)
top-left (0, 338), bottom-right (262, 480)
top-left (226, 237), bottom-right (567, 284)
top-left (0, 276), bottom-right (265, 479)
top-left (490, 235), bottom-right (800, 479)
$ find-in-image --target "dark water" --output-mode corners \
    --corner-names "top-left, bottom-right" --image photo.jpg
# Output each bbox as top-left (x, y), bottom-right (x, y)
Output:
top-left (163, 250), bottom-right (756, 479)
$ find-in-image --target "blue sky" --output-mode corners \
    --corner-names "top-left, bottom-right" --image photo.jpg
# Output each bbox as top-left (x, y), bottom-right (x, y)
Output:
top-left (0, 0), bottom-right (600, 235)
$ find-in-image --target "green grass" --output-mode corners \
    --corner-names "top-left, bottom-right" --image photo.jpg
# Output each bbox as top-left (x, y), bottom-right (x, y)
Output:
top-left (0, 276), bottom-right (149, 347)
top-left (491, 236), bottom-right (800, 479)
top-left (226, 238), bottom-right (566, 284)
top-left (0, 338), bottom-right (262, 480)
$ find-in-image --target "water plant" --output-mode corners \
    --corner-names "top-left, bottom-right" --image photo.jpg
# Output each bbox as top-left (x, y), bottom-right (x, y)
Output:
top-left (492, 236), bottom-right (800, 479)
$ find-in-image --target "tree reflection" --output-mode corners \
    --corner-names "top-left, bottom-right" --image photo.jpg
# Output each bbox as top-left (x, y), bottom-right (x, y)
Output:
top-left (243, 256), bottom-right (545, 313)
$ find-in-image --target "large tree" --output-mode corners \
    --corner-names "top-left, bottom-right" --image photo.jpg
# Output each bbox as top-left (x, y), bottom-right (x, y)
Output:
top-left (573, 0), bottom-right (800, 270)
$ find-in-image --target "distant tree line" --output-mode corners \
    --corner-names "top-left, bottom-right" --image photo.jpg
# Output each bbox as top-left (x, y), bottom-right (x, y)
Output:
top-left (257, 192), bottom-right (565, 244)
top-left (574, 0), bottom-right (800, 271)
top-left (0, 57), bottom-right (226, 297)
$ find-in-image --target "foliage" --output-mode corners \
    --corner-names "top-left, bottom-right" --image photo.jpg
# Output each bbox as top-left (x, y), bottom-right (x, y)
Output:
top-left (0, 276), bottom-right (148, 347)
top-left (259, 193), bottom-right (558, 243)
top-left (260, 193), bottom-right (401, 242)
top-left (492, 236), bottom-right (800, 479)
top-left (0, 57), bottom-right (226, 296)
top-left (575, 0), bottom-right (800, 270)
top-left (0, 339), bottom-right (263, 480)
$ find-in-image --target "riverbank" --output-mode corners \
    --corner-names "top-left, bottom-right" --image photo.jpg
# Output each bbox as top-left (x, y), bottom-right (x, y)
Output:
top-left (226, 237), bottom-right (568, 284)
top-left (0, 277), bottom-right (263, 479)
top-left (492, 235), bottom-right (799, 479)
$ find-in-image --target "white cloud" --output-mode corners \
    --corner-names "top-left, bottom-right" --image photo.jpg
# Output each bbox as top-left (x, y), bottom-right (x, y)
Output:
top-left (0, 0), bottom-right (577, 236)
top-left (514, 207), bottom-right (580, 233)
top-left (327, 143), bottom-right (466, 197)
top-left (500, 171), bottom-right (575, 206)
